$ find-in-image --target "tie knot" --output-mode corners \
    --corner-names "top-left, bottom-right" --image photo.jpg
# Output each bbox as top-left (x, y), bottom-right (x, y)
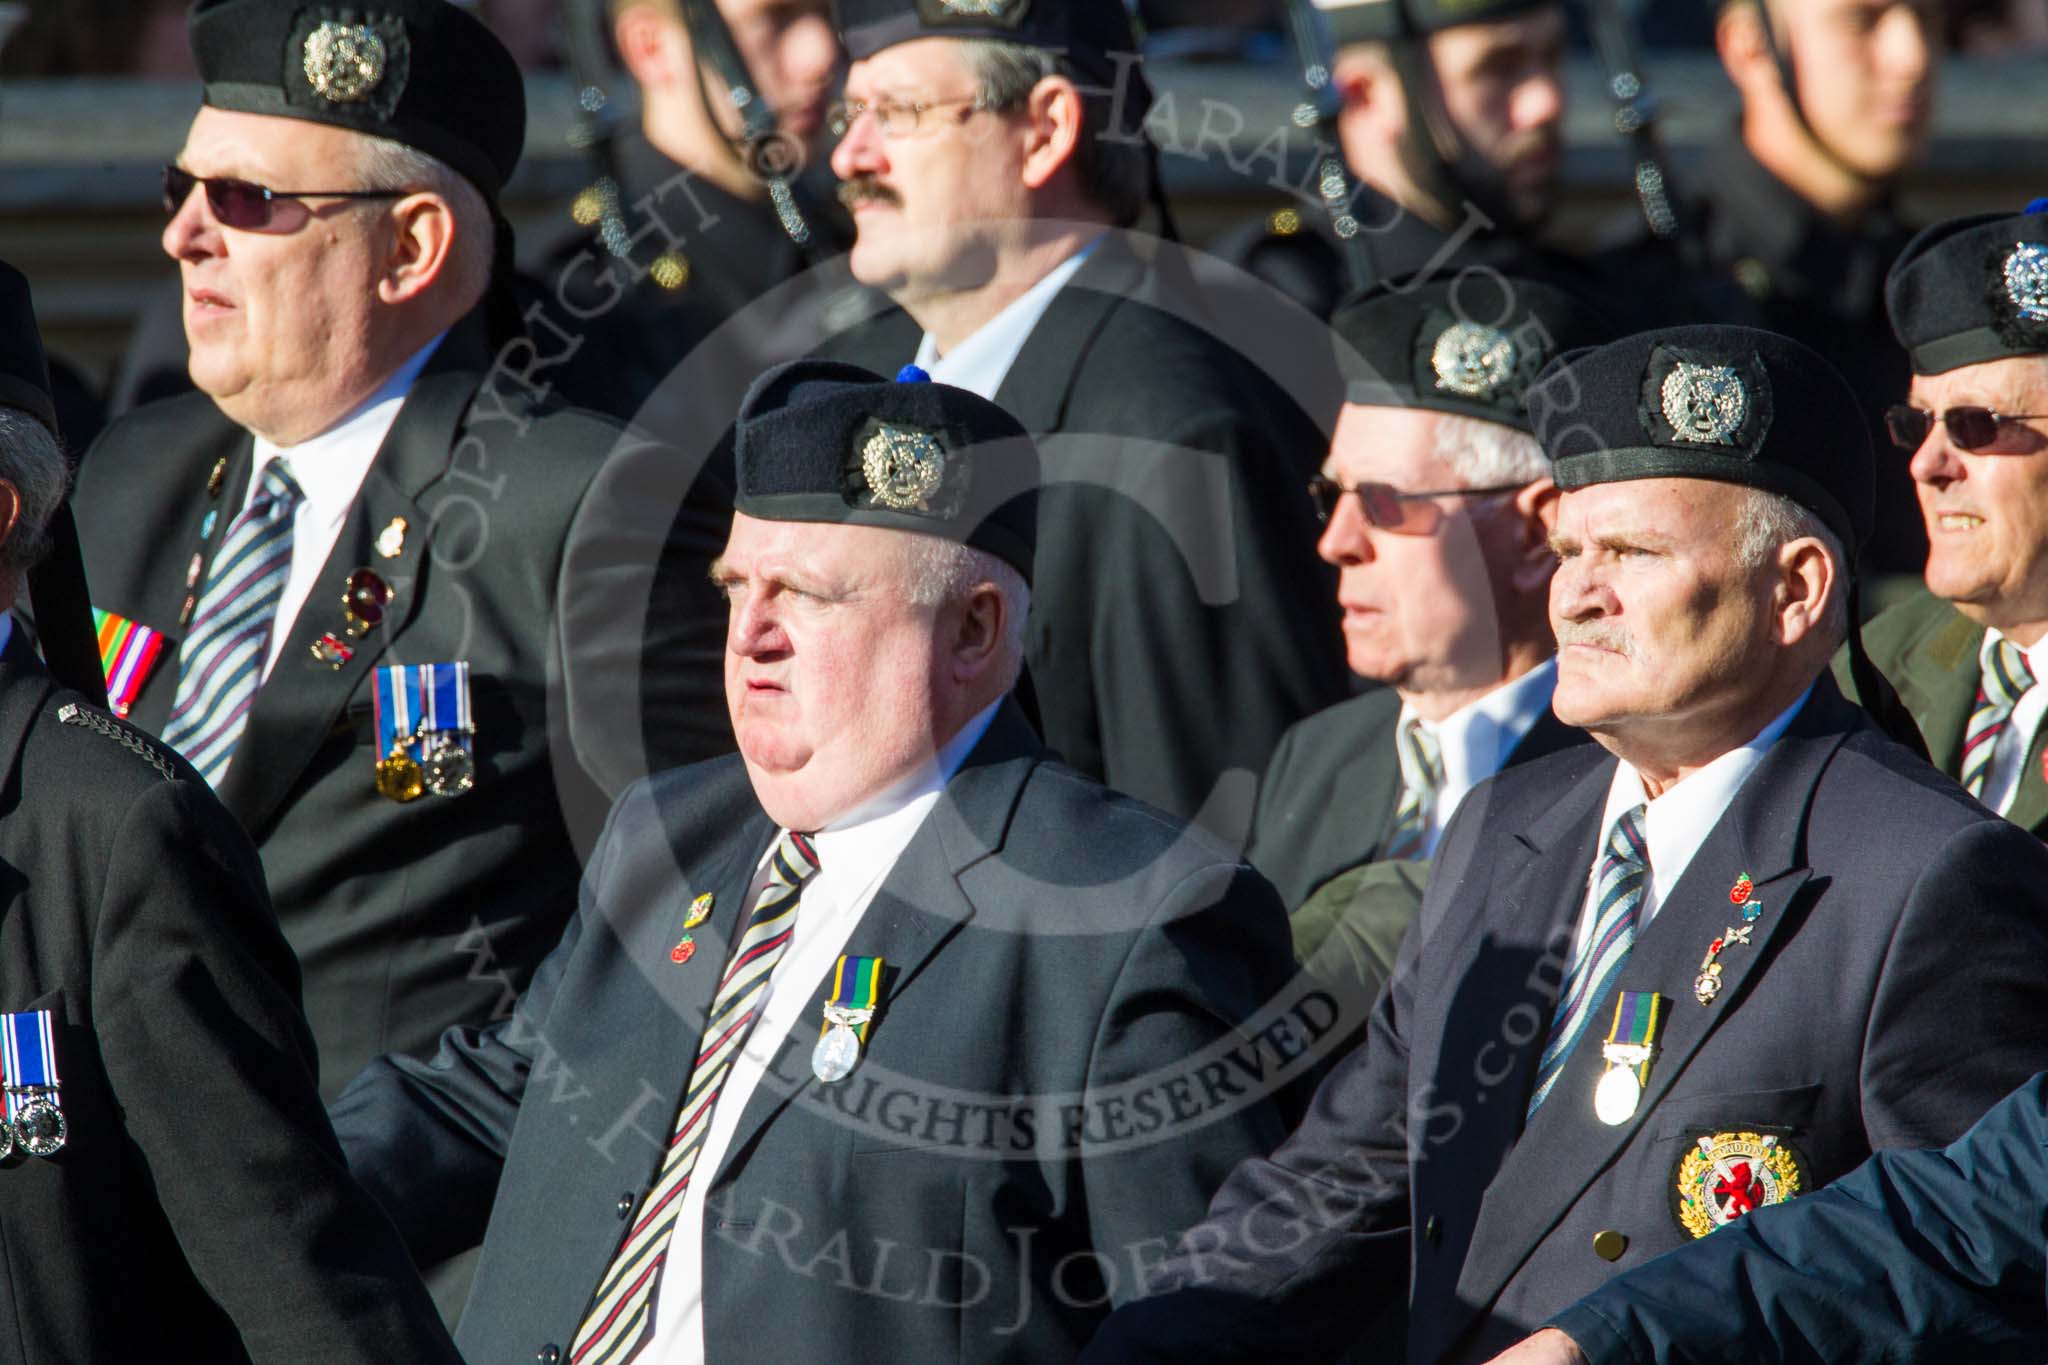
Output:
top-left (1401, 718), bottom-right (1445, 793)
top-left (770, 829), bottom-right (822, 888)
top-left (1604, 804), bottom-right (1648, 874)
top-left (1986, 637), bottom-right (2037, 709)
top-left (256, 457), bottom-right (305, 512)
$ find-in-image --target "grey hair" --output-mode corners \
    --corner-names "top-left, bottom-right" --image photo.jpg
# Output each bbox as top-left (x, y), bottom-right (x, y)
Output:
top-left (0, 410), bottom-right (69, 575)
top-left (1431, 412), bottom-right (1550, 488)
top-left (903, 535), bottom-right (1031, 690)
top-left (353, 134), bottom-right (494, 311)
top-left (1735, 487), bottom-right (1850, 647)
top-left (957, 39), bottom-right (1150, 228)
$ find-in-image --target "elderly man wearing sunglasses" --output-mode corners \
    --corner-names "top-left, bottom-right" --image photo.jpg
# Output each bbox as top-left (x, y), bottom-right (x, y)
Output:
top-left (1849, 203), bottom-right (2048, 835)
top-left (1241, 273), bottom-right (1608, 1022)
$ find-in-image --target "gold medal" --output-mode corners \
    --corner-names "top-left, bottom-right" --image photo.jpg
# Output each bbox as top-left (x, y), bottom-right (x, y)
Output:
top-left (375, 741), bottom-right (425, 802)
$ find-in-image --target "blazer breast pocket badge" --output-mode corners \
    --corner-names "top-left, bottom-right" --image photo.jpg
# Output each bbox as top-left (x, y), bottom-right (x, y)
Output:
top-left (0, 1009), bottom-right (66, 1159)
top-left (371, 662), bottom-right (476, 803)
top-left (1672, 1130), bottom-right (1806, 1238)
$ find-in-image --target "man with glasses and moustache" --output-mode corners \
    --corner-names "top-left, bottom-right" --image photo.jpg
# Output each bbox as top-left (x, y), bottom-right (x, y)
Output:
top-left (1245, 274), bottom-right (1605, 1012)
top-left (1853, 205), bottom-right (2048, 835)
top-left (72, 0), bottom-right (725, 1138)
top-left (815, 0), bottom-right (1347, 836)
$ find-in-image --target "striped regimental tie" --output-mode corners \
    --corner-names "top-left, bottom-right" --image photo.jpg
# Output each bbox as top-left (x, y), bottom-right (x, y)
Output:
top-left (1527, 804), bottom-right (1649, 1117)
top-left (1961, 637), bottom-right (2037, 800)
top-left (569, 829), bottom-right (821, 1364)
top-left (1383, 718), bottom-right (1445, 862)
top-left (161, 458), bottom-right (304, 784)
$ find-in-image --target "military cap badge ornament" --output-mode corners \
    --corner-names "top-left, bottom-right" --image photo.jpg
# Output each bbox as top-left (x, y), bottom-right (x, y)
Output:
top-left (1674, 1131), bottom-right (1805, 1239)
top-left (1430, 321), bottom-right (1518, 400)
top-left (861, 425), bottom-right (947, 513)
top-left (2006, 242), bottom-right (2048, 325)
top-left (1659, 363), bottom-right (1750, 446)
top-left (302, 21), bottom-right (388, 103)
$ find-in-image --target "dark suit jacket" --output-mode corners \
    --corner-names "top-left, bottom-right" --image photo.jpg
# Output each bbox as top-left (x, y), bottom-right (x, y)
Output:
top-left (1553, 1071), bottom-right (2048, 1364)
top-left (1084, 676), bottom-right (2048, 1364)
top-left (332, 701), bottom-right (1312, 1363)
top-left (73, 312), bottom-right (730, 1096)
top-left (817, 233), bottom-right (1349, 834)
top-left (1245, 682), bottom-right (1585, 910)
top-left (1847, 588), bottom-right (2048, 836)
top-left (0, 643), bottom-right (457, 1363)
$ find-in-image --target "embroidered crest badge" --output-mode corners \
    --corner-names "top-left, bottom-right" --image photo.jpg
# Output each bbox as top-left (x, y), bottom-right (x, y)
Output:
top-left (1674, 1131), bottom-right (1806, 1238)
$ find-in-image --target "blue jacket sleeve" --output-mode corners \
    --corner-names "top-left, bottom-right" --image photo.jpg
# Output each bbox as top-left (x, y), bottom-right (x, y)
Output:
top-left (1554, 1072), bottom-right (2048, 1365)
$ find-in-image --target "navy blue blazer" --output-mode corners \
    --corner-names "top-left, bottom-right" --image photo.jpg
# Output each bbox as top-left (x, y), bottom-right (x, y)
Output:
top-left (1553, 1070), bottom-right (2048, 1363)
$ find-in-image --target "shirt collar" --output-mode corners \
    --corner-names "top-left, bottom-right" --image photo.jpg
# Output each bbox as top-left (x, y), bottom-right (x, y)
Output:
top-left (250, 331), bottom-right (445, 512)
top-left (1398, 657), bottom-right (1557, 805)
top-left (911, 237), bottom-right (1101, 399)
top-left (808, 699), bottom-right (1002, 883)
top-left (1978, 626), bottom-right (2048, 678)
top-left (1596, 684), bottom-right (1812, 910)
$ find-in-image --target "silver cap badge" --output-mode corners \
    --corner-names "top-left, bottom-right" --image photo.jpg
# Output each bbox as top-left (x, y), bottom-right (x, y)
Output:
top-left (861, 426), bottom-right (946, 512)
top-left (1660, 364), bottom-right (1749, 445)
top-left (1431, 321), bottom-right (1518, 400)
top-left (303, 22), bottom-right (387, 104)
top-left (2005, 242), bottom-right (2048, 324)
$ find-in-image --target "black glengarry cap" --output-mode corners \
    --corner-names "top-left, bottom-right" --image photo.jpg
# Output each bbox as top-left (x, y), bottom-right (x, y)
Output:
top-left (1886, 200), bottom-right (2048, 375)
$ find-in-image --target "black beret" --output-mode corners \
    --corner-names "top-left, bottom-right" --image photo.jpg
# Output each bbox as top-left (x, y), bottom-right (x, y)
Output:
top-left (1314, 0), bottom-right (1559, 45)
top-left (0, 262), bottom-right (57, 437)
top-left (734, 361), bottom-right (1039, 584)
top-left (832, 0), bottom-right (1148, 100)
top-left (189, 0), bottom-right (525, 199)
top-left (1886, 201), bottom-right (2048, 375)
top-left (1529, 325), bottom-right (1873, 554)
top-left (1332, 272), bottom-right (1613, 432)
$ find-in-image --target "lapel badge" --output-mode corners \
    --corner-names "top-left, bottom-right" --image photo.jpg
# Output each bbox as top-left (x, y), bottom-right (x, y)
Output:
top-left (1, 1009), bottom-right (67, 1158)
top-left (2005, 242), bottom-right (2048, 324)
top-left (205, 456), bottom-right (227, 499)
top-left (1430, 321), bottom-right (1518, 400)
top-left (669, 934), bottom-right (697, 965)
top-left (684, 893), bottom-right (714, 929)
top-left (1674, 1131), bottom-right (1806, 1239)
top-left (1696, 871), bottom-right (1769, 1004)
top-left (342, 568), bottom-right (394, 639)
top-left (1593, 990), bottom-right (1665, 1126)
top-left (200, 508), bottom-right (219, 540)
top-left (184, 552), bottom-right (203, 591)
top-left (1660, 363), bottom-right (1748, 445)
top-left (310, 632), bottom-right (354, 669)
top-left (303, 21), bottom-right (388, 104)
top-left (376, 517), bottom-right (408, 560)
top-left (860, 425), bottom-right (945, 513)
top-left (811, 954), bottom-right (886, 1084)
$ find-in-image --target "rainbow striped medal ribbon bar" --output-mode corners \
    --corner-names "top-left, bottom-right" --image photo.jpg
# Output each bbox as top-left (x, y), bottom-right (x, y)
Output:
top-left (811, 955), bottom-right (886, 1084)
top-left (1593, 991), bottom-right (1666, 1126)
top-left (92, 609), bottom-right (167, 718)
top-left (1, 1009), bottom-right (65, 1157)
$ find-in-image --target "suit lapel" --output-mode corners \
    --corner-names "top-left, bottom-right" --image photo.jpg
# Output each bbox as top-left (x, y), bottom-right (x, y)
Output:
top-left (710, 703), bottom-right (1039, 1181)
top-left (989, 237), bottom-right (1147, 432)
top-left (1446, 683), bottom-right (1855, 1341)
top-left (215, 328), bottom-right (485, 834)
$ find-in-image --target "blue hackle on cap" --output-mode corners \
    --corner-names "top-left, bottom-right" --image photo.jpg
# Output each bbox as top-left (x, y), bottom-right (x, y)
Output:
top-left (2027, 197), bottom-right (2048, 215)
top-left (895, 364), bottom-right (931, 383)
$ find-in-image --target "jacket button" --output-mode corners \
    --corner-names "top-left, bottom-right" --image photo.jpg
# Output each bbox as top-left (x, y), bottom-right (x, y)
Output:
top-left (617, 1192), bottom-right (635, 1218)
top-left (537, 1346), bottom-right (560, 1364)
top-left (1592, 1229), bottom-right (1628, 1262)
top-left (1422, 1215), bottom-right (1440, 1244)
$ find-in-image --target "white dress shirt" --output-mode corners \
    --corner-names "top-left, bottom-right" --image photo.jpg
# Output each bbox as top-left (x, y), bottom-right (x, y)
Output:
top-left (1972, 627), bottom-right (2048, 817)
top-left (245, 333), bottom-right (443, 680)
top-left (1396, 657), bottom-right (1557, 858)
top-left (650, 700), bottom-right (1001, 1362)
top-left (1569, 686), bottom-right (1810, 961)
top-left (911, 238), bottom-right (1099, 398)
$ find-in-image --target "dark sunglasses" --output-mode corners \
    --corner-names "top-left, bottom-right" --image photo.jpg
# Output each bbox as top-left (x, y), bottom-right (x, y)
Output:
top-left (162, 165), bottom-right (407, 231)
top-left (1884, 403), bottom-right (2048, 454)
top-left (1307, 475), bottom-right (1525, 535)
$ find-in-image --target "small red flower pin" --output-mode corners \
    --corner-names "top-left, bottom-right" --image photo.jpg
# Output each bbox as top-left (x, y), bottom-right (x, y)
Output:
top-left (1729, 874), bottom-right (1755, 906)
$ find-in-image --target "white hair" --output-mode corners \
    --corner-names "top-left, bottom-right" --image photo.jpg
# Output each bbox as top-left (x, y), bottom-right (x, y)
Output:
top-left (1431, 412), bottom-right (1550, 488)
top-left (902, 535), bottom-right (1031, 690)
top-left (1735, 487), bottom-right (1851, 647)
top-left (0, 409), bottom-right (68, 575)
top-left (353, 134), bottom-right (494, 311)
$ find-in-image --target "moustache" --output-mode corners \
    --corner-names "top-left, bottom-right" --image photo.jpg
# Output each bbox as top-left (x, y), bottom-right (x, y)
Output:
top-left (1556, 623), bottom-right (1634, 658)
top-left (837, 177), bottom-right (901, 211)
